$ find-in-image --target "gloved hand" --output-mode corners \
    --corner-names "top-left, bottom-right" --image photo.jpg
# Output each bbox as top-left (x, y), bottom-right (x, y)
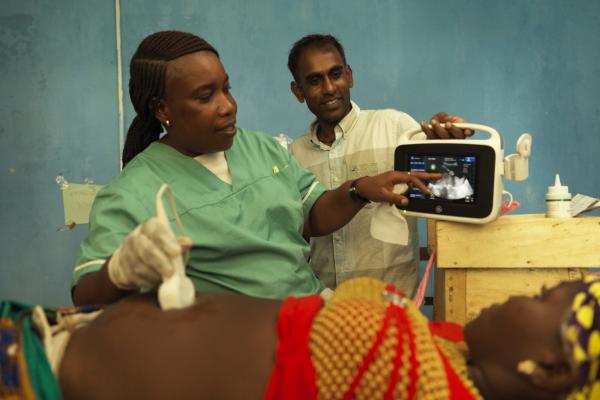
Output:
top-left (107, 217), bottom-right (183, 290)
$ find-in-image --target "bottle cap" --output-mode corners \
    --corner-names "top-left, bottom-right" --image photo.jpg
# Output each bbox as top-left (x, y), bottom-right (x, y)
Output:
top-left (545, 174), bottom-right (571, 201)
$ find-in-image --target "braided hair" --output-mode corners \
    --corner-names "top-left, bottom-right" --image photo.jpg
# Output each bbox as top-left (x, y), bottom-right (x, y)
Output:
top-left (122, 31), bottom-right (218, 166)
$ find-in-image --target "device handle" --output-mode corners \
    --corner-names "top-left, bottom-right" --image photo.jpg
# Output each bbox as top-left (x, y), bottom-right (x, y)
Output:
top-left (402, 123), bottom-right (502, 146)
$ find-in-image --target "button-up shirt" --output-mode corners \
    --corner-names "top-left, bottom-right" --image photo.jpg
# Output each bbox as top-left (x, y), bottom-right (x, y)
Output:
top-left (290, 102), bottom-right (421, 295)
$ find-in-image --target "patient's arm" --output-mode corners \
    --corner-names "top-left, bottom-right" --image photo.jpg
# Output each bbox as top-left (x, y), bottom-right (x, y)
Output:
top-left (72, 261), bottom-right (132, 306)
top-left (60, 293), bottom-right (281, 400)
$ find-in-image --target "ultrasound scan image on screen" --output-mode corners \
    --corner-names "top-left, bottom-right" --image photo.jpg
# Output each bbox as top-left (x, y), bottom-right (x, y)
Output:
top-left (409, 155), bottom-right (477, 203)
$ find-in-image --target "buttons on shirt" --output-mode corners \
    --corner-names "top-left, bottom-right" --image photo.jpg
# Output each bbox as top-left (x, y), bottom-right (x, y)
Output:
top-left (335, 235), bottom-right (342, 242)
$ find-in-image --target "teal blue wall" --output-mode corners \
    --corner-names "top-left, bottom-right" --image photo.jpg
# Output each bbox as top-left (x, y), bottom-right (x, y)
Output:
top-left (2, 0), bottom-right (599, 306)
top-left (1, 1), bottom-right (119, 306)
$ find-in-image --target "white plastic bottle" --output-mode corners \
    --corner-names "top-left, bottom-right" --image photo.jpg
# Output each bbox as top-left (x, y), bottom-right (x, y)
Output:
top-left (545, 174), bottom-right (572, 218)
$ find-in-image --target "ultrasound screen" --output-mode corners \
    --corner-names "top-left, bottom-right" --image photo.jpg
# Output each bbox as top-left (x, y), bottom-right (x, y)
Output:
top-left (408, 155), bottom-right (477, 204)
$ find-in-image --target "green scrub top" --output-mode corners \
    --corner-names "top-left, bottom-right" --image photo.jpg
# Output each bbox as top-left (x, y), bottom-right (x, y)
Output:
top-left (73, 128), bottom-right (326, 299)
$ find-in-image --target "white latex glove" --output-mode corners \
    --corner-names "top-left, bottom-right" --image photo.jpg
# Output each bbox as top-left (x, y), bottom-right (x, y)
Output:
top-left (108, 217), bottom-right (182, 290)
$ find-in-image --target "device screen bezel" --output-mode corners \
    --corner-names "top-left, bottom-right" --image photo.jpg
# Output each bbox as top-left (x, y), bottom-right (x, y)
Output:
top-left (394, 143), bottom-right (496, 218)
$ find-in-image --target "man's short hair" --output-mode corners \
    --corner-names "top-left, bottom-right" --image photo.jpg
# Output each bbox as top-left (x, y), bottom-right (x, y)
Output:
top-left (287, 34), bottom-right (347, 82)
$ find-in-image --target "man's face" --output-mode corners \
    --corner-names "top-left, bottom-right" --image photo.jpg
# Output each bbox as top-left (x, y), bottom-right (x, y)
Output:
top-left (291, 46), bottom-right (353, 126)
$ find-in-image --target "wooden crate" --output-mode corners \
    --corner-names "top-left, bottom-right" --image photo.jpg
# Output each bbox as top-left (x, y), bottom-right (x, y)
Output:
top-left (430, 214), bottom-right (600, 324)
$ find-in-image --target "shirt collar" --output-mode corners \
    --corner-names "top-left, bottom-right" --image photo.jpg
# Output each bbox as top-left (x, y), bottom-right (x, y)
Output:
top-left (308, 101), bottom-right (360, 149)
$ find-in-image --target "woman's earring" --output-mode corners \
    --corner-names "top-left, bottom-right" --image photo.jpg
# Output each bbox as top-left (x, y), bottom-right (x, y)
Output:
top-left (517, 360), bottom-right (538, 375)
top-left (165, 119), bottom-right (171, 128)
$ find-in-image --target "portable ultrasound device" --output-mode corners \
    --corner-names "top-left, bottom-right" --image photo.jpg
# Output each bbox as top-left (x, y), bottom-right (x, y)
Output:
top-left (394, 123), bottom-right (532, 224)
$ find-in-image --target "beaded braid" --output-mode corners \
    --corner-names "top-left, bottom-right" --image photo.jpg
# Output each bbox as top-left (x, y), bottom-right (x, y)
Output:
top-left (122, 31), bottom-right (219, 166)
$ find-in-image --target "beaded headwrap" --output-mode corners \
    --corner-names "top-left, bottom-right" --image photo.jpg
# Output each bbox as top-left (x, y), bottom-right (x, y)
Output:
top-left (564, 275), bottom-right (600, 399)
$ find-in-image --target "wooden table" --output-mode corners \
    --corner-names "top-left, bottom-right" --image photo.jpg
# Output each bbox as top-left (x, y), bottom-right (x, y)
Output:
top-left (429, 214), bottom-right (600, 324)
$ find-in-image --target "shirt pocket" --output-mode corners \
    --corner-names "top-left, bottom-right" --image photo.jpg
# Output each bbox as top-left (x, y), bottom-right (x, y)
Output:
top-left (348, 162), bottom-right (379, 179)
top-left (266, 165), bottom-right (306, 229)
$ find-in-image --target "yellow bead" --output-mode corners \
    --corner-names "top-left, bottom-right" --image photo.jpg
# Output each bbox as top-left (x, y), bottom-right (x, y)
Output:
top-left (577, 304), bottom-right (595, 329)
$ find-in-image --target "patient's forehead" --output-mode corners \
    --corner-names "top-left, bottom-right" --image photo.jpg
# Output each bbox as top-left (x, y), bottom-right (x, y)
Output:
top-left (502, 281), bottom-right (582, 321)
top-left (465, 280), bottom-right (584, 357)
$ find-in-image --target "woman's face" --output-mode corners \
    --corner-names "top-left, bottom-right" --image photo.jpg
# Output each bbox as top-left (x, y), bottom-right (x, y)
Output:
top-left (466, 281), bottom-right (582, 360)
top-left (464, 280), bottom-right (583, 393)
top-left (159, 51), bottom-right (237, 156)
